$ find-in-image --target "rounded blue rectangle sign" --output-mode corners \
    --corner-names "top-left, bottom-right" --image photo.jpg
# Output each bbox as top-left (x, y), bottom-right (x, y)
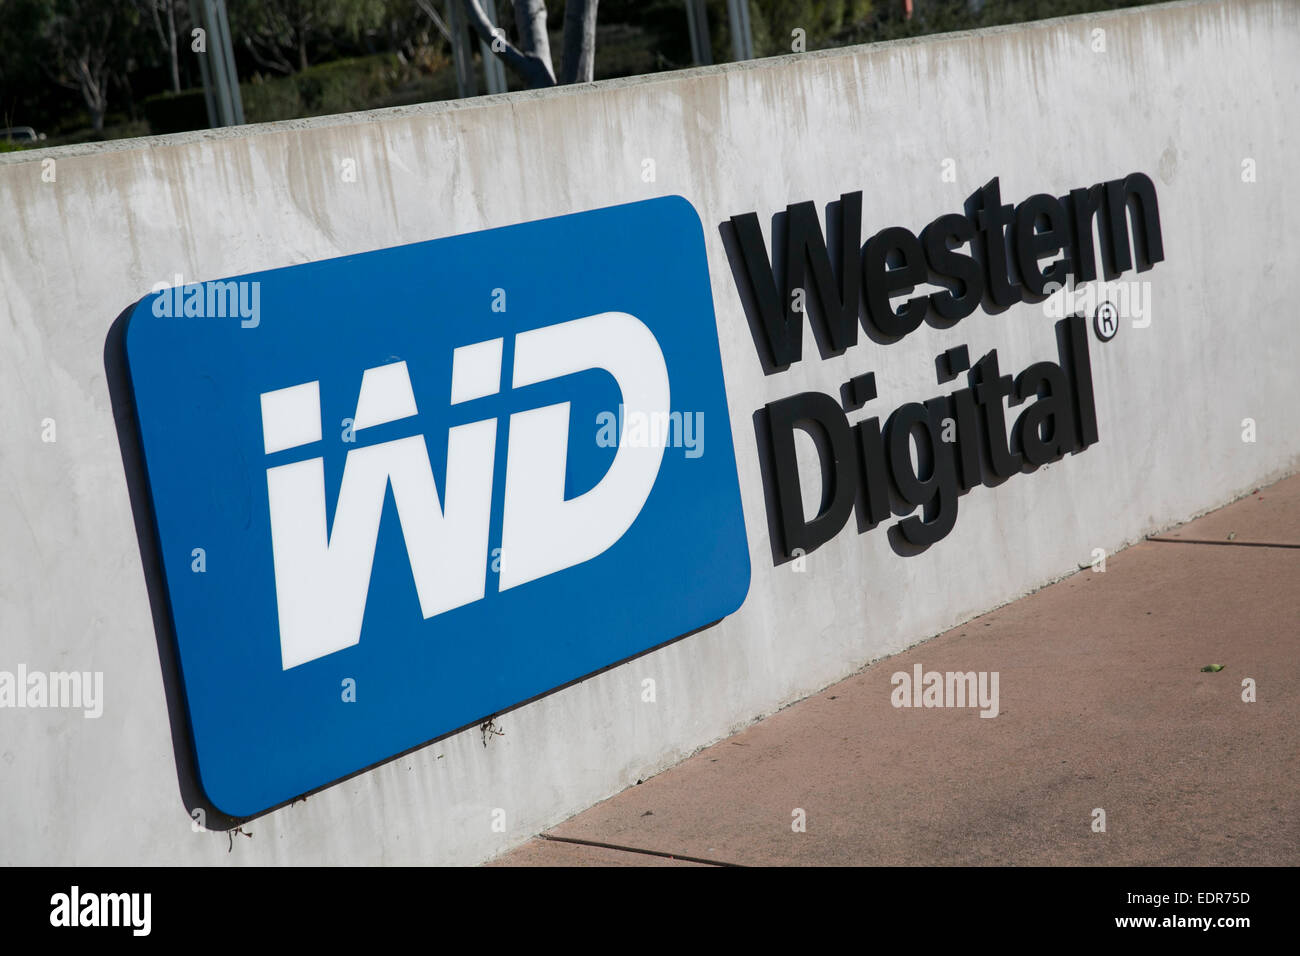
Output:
top-left (125, 196), bottom-right (751, 817)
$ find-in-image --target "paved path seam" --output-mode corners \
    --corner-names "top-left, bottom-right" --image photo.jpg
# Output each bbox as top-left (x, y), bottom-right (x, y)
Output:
top-left (538, 834), bottom-right (740, 867)
top-left (1146, 537), bottom-right (1300, 550)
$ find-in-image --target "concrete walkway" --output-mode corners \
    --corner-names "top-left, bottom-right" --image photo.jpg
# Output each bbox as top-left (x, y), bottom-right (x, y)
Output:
top-left (491, 475), bottom-right (1300, 866)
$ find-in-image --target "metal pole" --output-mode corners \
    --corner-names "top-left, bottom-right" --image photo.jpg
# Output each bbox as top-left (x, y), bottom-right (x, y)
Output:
top-left (195, 17), bottom-right (218, 128)
top-left (726, 0), bottom-right (754, 61)
top-left (212, 0), bottom-right (245, 124)
top-left (446, 0), bottom-right (479, 98)
top-left (479, 0), bottom-right (508, 94)
top-left (684, 0), bottom-right (712, 66)
top-left (199, 0), bottom-right (233, 126)
top-left (196, 0), bottom-right (244, 126)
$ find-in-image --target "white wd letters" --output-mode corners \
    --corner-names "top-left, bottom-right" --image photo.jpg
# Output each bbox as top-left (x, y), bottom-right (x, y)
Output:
top-left (500, 313), bottom-right (669, 589)
top-left (264, 360), bottom-right (496, 669)
top-left (261, 312), bottom-right (670, 669)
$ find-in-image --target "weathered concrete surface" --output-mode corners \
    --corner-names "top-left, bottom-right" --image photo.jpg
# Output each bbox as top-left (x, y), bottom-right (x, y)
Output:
top-left (1, 0), bottom-right (1298, 865)
top-left (497, 475), bottom-right (1300, 866)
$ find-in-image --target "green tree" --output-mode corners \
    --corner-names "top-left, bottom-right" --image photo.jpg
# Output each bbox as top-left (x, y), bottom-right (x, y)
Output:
top-left (39, 0), bottom-right (142, 132)
top-left (229, 0), bottom-right (387, 74)
top-left (462, 0), bottom-right (601, 88)
top-left (139, 0), bottom-right (190, 94)
top-left (0, 0), bottom-right (52, 126)
top-left (747, 0), bottom-right (874, 56)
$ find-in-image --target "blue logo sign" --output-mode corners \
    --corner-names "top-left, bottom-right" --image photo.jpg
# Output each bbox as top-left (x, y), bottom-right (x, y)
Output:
top-left (126, 196), bottom-right (750, 816)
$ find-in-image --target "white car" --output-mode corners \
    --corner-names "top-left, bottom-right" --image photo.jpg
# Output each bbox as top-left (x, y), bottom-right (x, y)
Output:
top-left (0, 126), bottom-right (46, 143)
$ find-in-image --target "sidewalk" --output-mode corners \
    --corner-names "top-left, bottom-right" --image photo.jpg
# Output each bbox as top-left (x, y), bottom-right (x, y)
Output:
top-left (491, 475), bottom-right (1300, 866)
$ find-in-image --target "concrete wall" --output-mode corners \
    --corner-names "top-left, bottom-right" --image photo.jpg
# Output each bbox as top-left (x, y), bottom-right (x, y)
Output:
top-left (1, 0), bottom-right (1296, 865)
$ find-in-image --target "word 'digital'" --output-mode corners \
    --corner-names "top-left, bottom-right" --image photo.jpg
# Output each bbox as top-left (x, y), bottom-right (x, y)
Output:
top-left (730, 172), bottom-right (1164, 555)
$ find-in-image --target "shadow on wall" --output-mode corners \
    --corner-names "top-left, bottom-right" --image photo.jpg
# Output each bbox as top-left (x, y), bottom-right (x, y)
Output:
top-left (745, 317), bottom-right (1101, 568)
top-left (719, 185), bottom-right (1127, 568)
top-left (102, 300), bottom-right (728, 833)
top-left (102, 301), bottom-right (243, 835)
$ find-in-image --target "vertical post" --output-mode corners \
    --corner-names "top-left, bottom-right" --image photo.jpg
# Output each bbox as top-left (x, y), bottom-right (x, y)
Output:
top-left (198, 1), bottom-right (231, 126)
top-left (478, 0), bottom-right (508, 94)
top-left (726, 0), bottom-right (754, 61)
top-left (684, 0), bottom-right (712, 66)
top-left (212, 0), bottom-right (245, 124)
top-left (446, 0), bottom-right (480, 98)
top-left (197, 0), bottom-right (244, 126)
top-left (195, 19), bottom-right (218, 128)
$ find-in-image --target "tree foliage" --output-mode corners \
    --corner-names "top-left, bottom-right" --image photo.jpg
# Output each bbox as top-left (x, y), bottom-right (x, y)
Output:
top-left (0, 0), bottom-right (1154, 142)
top-left (228, 0), bottom-right (389, 73)
top-left (462, 0), bottom-right (600, 89)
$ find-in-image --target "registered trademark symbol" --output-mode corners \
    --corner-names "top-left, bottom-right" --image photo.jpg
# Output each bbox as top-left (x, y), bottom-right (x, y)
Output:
top-left (1093, 301), bottom-right (1119, 341)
